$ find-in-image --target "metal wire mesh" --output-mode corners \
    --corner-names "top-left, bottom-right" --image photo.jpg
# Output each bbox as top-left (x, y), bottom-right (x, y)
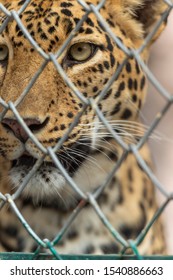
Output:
top-left (0, 0), bottom-right (173, 260)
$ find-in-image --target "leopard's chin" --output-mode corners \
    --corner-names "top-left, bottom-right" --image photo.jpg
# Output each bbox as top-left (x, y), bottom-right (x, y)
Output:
top-left (8, 139), bottom-right (92, 202)
top-left (9, 155), bottom-right (73, 204)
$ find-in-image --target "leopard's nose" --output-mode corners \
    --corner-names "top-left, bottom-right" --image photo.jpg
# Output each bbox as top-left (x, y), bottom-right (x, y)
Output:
top-left (1, 117), bottom-right (49, 143)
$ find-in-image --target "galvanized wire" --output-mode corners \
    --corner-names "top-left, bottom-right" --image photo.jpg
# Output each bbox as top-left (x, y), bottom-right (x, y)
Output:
top-left (0, 0), bottom-right (172, 260)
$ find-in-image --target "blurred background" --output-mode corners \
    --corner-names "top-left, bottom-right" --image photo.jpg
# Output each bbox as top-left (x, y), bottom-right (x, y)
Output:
top-left (143, 11), bottom-right (173, 254)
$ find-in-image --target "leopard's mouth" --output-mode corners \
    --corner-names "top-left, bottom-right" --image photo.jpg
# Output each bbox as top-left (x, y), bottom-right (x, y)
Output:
top-left (11, 154), bottom-right (73, 175)
top-left (12, 155), bottom-right (38, 168)
top-left (8, 139), bottom-right (106, 203)
top-left (11, 139), bottom-right (92, 175)
top-left (9, 140), bottom-right (92, 202)
top-left (12, 155), bottom-right (56, 169)
top-left (10, 154), bottom-right (72, 204)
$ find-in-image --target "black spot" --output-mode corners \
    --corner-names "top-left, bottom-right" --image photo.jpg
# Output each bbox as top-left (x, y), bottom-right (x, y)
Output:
top-left (116, 36), bottom-right (124, 49)
top-left (98, 103), bottom-right (102, 110)
top-left (117, 181), bottom-right (124, 204)
top-left (27, 23), bottom-right (33, 30)
top-left (17, 30), bottom-right (23, 37)
top-left (91, 67), bottom-right (97, 73)
top-left (50, 39), bottom-right (56, 46)
top-left (136, 161), bottom-right (144, 172)
top-left (48, 138), bottom-right (55, 143)
top-left (132, 94), bottom-right (137, 102)
top-left (85, 28), bottom-right (93, 34)
top-left (74, 17), bottom-right (80, 25)
top-left (106, 18), bottom-right (115, 27)
top-left (121, 226), bottom-right (133, 239)
top-left (121, 108), bottom-right (132, 119)
top-left (102, 89), bottom-right (112, 100)
top-left (134, 79), bottom-right (138, 90)
top-left (82, 82), bottom-right (87, 87)
top-left (143, 184), bottom-right (147, 200)
top-left (4, 225), bottom-right (18, 237)
top-left (128, 185), bottom-right (134, 193)
top-left (118, 81), bottom-right (125, 91)
top-left (83, 244), bottom-right (95, 254)
top-left (105, 34), bottom-right (113, 51)
top-left (128, 168), bottom-right (133, 182)
top-left (40, 32), bottom-right (48, 40)
top-left (109, 177), bottom-right (116, 189)
top-left (77, 80), bottom-right (82, 86)
top-left (55, 16), bottom-right (60, 26)
top-left (138, 99), bottom-right (142, 109)
top-left (67, 229), bottom-right (78, 240)
top-left (100, 242), bottom-right (119, 254)
top-left (60, 2), bottom-right (73, 7)
top-left (85, 225), bottom-right (93, 233)
top-left (66, 19), bottom-right (73, 35)
top-left (96, 26), bottom-right (102, 34)
top-left (110, 53), bottom-right (115, 67)
top-left (149, 197), bottom-right (154, 208)
top-left (67, 112), bottom-right (74, 118)
top-left (44, 18), bottom-right (51, 25)
top-left (98, 193), bottom-right (108, 204)
top-left (103, 78), bottom-right (108, 85)
top-left (98, 64), bottom-right (104, 73)
top-left (25, 16), bottom-right (34, 23)
top-left (93, 86), bottom-right (98, 93)
top-left (140, 76), bottom-right (146, 90)
top-left (15, 24), bottom-right (20, 33)
top-left (86, 17), bottom-right (94, 27)
top-left (38, 26), bottom-right (43, 33)
top-left (97, 20), bottom-right (106, 32)
top-left (128, 78), bottom-right (133, 90)
top-left (30, 31), bottom-right (35, 37)
top-left (103, 61), bottom-right (110, 70)
top-left (48, 26), bottom-right (56, 34)
top-left (61, 9), bottom-right (72, 17)
top-left (54, 126), bottom-right (59, 131)
top-left (114, 90), bottom-right (121, 99)
top-left (135, 60), bottom-right (140, 74)
top-left (48, 46), bottom-right (53, 52)
top-left (18, 0), bottom-right (25, 5)
top-left (14, 41), bottom-right (23, 47)
top-left (139, 201), bottom-right (147, 227)
top-left (108, 151), bottom-right (118, 161)
top-left (110, 102), bottom-right (121, 115)
top-left (78, 27), bottom-right (84, 33)
top-left (126, 61), bottom-right (132, 73)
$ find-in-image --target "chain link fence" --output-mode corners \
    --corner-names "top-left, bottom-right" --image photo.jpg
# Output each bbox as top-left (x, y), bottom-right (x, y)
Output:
top-left (0, 0), bottom-right (173, 260)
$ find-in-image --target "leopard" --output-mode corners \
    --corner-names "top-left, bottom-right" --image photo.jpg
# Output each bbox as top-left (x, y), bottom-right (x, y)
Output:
top-left (0, 0), bottom-right (168, 256)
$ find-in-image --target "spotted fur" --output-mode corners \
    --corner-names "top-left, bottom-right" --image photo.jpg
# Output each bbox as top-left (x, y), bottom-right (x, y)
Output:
top-left (0, 0), bottom-right (167, 255)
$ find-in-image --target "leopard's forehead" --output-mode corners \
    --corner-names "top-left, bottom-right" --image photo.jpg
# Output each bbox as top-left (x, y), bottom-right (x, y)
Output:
top-left (1, 0), bottom-right (111, 51)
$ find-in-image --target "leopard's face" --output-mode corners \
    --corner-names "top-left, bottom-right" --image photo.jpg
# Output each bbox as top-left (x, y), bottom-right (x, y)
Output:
top-left (0, 0), bottom-right (167, 204)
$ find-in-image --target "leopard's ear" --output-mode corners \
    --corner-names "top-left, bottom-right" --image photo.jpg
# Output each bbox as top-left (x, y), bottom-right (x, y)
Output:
top-left (106, 0), bottom-right (168, 43)
top-left (132, 0), bottom-right (168, 41)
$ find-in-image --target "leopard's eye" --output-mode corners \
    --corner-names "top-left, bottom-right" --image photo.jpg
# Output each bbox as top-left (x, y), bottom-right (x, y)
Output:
top-left (0, 45), bottom-right (9, 61)
top-left (69, 43), bottom-right (94, 62)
